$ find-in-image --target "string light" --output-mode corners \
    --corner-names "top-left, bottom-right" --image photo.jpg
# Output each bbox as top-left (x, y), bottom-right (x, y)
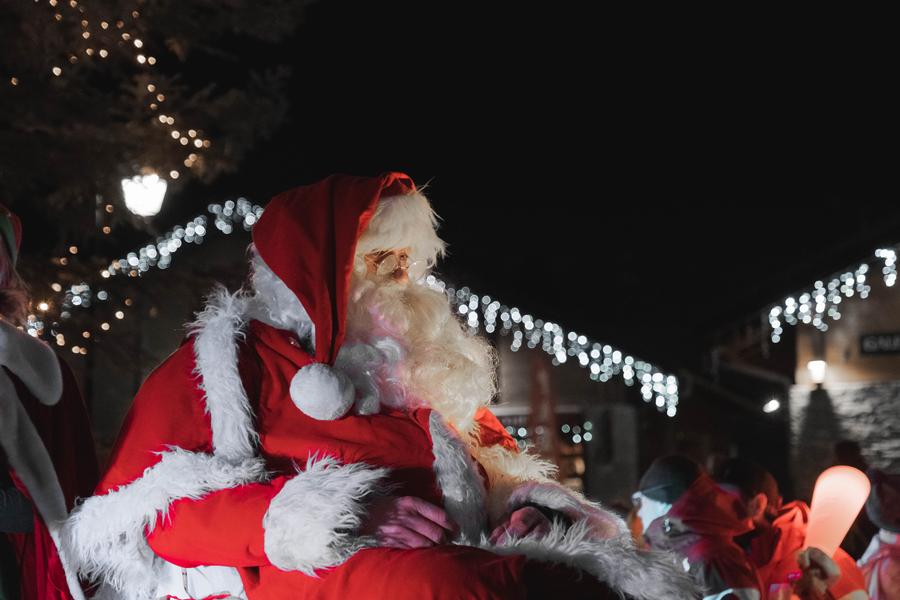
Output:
top-left (505, 420), bottom-right (596, 446)
top-left (49, 199), bottom-right (679, 412)
top-left (768, 245), bottom-right (899, 343)
top-left (423, 275), bottom-right (679, 415)
top-left (25, 315), bottom-right (45, 338)
top-left (35, 2), bottom-right (214, 174)
top-left (106, 198), bottom-right (263, 276)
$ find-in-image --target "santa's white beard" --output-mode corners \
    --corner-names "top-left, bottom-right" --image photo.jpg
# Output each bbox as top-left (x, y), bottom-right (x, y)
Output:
top-left (344, 275), bottom-right (497, 433)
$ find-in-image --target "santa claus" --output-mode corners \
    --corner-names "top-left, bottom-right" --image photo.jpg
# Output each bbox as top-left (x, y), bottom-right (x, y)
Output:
top-left (62, 173), bottom-right (698, 599)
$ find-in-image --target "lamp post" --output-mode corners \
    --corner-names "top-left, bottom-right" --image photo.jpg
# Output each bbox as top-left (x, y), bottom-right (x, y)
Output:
top-left (121, 172), bottom-right (167, 217)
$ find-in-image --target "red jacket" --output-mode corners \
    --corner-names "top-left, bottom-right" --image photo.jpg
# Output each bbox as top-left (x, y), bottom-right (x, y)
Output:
top-left (745, 501), bottom-right (866, 599)
top-left (646, 473), bottom-right (762, 599)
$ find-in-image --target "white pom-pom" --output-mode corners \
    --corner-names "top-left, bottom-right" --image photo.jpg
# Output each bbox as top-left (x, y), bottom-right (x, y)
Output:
top-left (290, 363), bottom-right (355, 420)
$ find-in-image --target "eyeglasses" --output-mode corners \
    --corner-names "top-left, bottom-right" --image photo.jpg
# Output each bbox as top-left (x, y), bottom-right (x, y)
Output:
top-left (368, 251), bottom-right (421, 277)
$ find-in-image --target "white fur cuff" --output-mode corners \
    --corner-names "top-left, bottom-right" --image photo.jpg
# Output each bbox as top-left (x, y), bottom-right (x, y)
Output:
top-left (263, 456), bottom-right (388, 575)
top-left (507, 482), bottom-right (627, 540)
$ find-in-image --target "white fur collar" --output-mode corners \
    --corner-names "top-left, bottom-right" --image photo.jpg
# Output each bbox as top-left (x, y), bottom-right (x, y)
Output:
top-left (246, 251), bottom-right (315, 355)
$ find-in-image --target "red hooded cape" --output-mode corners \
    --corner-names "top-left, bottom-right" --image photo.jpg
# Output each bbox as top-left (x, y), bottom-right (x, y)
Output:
top-left (645, 473), bottom-right (762, 598)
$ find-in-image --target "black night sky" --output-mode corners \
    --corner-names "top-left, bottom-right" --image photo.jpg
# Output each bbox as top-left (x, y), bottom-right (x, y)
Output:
top-left (26, 1), bottom-right (900, 372)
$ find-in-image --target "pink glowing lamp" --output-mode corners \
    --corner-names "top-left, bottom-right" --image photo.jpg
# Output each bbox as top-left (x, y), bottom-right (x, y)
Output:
top-left (803, 466), bottom-right (871, 557)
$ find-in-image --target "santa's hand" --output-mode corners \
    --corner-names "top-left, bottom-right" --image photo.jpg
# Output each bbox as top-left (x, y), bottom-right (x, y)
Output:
top-left (359, 495), bottom-right (457, 549)
top-left (794, 547), bottom-right (841, 599)
top-left (488, 506), bottom-right (553, 544)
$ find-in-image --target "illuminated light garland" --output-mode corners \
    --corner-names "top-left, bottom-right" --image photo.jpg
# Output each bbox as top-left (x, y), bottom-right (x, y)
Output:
top-left (423, 275), bottom-right (679, 416)
top-left (47, 200), bottom-right (680, 415)
top-left (768, 245), bottom-right (899, 343)
top-left (504, 420), bottom-right (596, 447)
top-left (29, 198), bottom-right (262, 353)
top-left (106, 198), bottom-right (264, 277)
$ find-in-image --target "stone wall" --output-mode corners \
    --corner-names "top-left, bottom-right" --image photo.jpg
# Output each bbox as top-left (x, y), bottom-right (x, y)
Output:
top-left (790, 381), bottom-right (900, 499)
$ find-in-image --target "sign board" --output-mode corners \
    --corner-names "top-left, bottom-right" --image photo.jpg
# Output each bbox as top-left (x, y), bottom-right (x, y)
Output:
top-left (860, 332), bottom-right (900, 355)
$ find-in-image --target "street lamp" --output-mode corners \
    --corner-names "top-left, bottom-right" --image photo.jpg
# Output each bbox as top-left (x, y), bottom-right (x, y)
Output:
top-left (807, 360), bottom-right (827, 385)
top-left (763, 398), bottom-right (781, 413)
top-left (121, 172), bottom-right (167, 217)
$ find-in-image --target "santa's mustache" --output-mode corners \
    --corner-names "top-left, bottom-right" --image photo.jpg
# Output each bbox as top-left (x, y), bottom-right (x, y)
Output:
top-left (348, 276), bottom-right (450, 340)
top-left (345, 273), bottom-right (497, 432)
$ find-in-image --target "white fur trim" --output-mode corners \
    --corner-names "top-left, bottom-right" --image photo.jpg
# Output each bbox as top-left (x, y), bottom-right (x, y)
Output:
top-left (290, 363), bottom-right (355, 420)
top-left (428, 412), bottom-right (487, 542)
top-left (507, 481), bottom-right (628, 540)
top-left (262, 455), bottom-right (388, 575)
top-left (0, 318), bottom-right (63, 406)
top-left (332, 338), bottom-right (407, 416)
top-left (469, 443), bottom-right (557, 524)
top-left (247, 250), bottom-right (316, 354)
top-left (334, 343), bottom-right (383, 415)
top-left (483, 520), bottom-right (700, 600)
top-left (188, 287), bottom-right (258, 463)
top-left (355, 192), bottom-right (446, 280)
top-left (0, 368), bottom-right (85, 600)
top-left (61, 449), bottom-right (265, 600)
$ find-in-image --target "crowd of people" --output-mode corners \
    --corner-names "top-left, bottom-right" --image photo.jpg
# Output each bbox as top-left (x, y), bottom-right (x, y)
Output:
top-left (630, 453), bottom-right (898, 599)
top-left (1, 178), bottom-right (899, 600)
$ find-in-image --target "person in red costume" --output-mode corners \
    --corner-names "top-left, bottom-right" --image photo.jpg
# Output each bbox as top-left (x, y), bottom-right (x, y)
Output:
top-left (1, 203), bottom-right (98, 600)
top-left (857, 469), bottom-right (900, 600)
top-left (62, 174), bottom-right (699, 600)
top-left (636, 455), bottom-right (763, 600)
top-left (714, 457), bottom-right (868, 600)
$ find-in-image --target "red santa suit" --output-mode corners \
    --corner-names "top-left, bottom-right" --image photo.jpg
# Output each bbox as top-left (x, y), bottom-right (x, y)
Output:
top-left (644, 472), bottom-right (763, 600)
top-left (62, 173), bottom-right (698, 600)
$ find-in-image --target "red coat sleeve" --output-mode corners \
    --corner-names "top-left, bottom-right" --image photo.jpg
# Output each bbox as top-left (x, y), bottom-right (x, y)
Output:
top-left (146, 477), bottom-right (289, 568)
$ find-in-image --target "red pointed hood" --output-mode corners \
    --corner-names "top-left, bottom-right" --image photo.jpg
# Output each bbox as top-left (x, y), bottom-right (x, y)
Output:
top-left (668, 473), bottom-right (754, 538)
top-left (252, 173), bottom-right (416, 366)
